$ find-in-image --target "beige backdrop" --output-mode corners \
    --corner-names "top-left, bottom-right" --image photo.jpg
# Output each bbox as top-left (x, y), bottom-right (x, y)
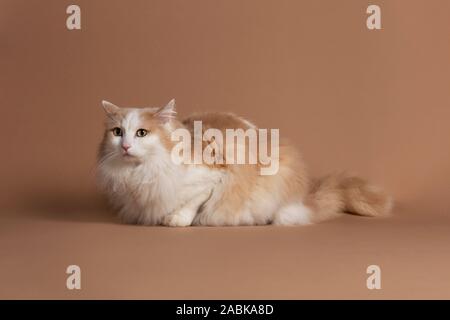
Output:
top-left (1, 0), bottom-right (450, 299)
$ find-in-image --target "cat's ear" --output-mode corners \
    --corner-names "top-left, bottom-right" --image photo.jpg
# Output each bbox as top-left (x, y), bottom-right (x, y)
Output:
top-left (155, 99), bottom-right (177, 122)
top-left (101, 100), bottom-right (121, 118)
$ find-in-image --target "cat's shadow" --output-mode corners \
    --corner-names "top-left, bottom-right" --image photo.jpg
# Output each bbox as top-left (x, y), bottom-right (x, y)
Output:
top-left (21, 191), bottom-right (119, 224)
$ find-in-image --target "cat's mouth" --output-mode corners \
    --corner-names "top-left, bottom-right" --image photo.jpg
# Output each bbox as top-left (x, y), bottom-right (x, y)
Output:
top-left (121, 153), bottom-right (141, 164)
top-left (122, 151), bottom-right (136, 159)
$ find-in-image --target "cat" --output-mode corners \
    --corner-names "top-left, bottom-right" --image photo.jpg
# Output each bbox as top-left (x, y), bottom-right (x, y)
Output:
top-left (97, 99), bottom-right (392, 227)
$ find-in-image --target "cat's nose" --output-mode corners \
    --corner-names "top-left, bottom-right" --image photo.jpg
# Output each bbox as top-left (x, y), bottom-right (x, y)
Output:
top-left (122, 144), bottom-right (131, 151)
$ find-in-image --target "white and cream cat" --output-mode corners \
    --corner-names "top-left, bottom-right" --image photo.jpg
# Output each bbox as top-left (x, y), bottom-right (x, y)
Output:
top-left (97, 99), bottom-right (392, 227)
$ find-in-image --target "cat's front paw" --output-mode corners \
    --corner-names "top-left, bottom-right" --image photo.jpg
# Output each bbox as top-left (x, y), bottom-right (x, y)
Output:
top-left (162, 211), bottom-right (194, 227)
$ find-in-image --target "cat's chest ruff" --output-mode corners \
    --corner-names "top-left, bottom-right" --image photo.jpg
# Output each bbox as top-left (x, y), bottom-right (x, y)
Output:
top-left (115, 162), bottom-right (223, 214)
top-left (124, 163), bottom-right (180, 198)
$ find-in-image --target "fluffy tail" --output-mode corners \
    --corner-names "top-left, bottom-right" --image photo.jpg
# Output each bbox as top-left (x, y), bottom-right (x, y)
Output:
top-left (306, 172), bottom-right (393, 223)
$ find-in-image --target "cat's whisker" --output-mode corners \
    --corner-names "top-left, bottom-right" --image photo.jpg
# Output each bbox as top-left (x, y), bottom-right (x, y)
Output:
top-left (97, 152), bottom-right (116, 167)
top-left (92, 152), bottom-right (117, 175)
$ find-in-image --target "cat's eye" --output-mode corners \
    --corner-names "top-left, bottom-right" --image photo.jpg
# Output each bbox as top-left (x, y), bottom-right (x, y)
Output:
top-left (112, 127), bottom-right (122, 136)
top-left (136, 129), bottom-right (148, 137)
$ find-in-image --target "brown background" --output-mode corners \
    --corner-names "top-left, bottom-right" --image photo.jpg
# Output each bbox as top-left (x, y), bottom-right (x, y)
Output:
top-left (1, 0), bottom-right (450, 299)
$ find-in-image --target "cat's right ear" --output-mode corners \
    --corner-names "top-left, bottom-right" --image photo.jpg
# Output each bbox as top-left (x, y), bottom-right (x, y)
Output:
top-left (102, 100), bottom-right (121, 118)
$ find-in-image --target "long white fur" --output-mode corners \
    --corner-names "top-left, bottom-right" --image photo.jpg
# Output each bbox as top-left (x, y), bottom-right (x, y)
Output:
top-left (98, 104), bottom-right (227, 225)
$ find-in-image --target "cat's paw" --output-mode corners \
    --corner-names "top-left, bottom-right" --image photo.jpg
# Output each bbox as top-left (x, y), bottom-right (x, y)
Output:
top-left (162, 211), bottom-right (194, 227)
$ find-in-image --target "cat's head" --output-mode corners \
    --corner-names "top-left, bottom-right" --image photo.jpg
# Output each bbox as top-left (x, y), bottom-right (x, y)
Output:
top-left (98, 99), bottom-right (178, 165)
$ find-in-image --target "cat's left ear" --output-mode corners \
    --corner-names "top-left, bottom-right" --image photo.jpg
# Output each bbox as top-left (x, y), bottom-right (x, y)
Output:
top-left (155, 99), bottom-right (177, 122)
top-left (101, 100), bottom-right (121, 118)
